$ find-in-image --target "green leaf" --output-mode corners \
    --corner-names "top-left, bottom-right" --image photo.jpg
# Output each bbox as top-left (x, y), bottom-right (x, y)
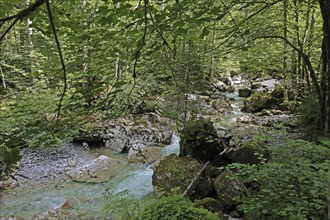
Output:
top-left (200, 27), bottom-right (210, 39)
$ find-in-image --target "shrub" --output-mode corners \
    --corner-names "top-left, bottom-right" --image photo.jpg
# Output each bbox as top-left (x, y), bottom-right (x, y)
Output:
top-left (297, 94), bottom-right (320, 135)
top-left (138, 195), bottom-right (219, 220)
top-left (225, 135), bottom-right (330, 220)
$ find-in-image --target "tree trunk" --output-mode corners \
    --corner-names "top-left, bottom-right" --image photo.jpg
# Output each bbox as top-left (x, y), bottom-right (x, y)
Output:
top-left (26, 0), bottom-right (34, 73)
top-left (283, 0), bottom-right (288, 101)
top-left (294, 0), bottom-right (303, 94)
top-left (328, 168), bottom-right (330, 220)
top-left (115, 52), bottom-right (120, 80)
top-left (318, 0), bottom-right (330, 136)
top-left (210, 20), bottom-right (217, 80)
top-left (0, 64), bottom-right (6, 88)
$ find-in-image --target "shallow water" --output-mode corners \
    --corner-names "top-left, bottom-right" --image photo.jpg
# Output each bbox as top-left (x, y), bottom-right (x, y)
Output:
top-left (0, 135), bottom-right (181, 219)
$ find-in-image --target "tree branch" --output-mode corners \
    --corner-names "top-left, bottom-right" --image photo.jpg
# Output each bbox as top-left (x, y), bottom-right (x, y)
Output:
top-left (127, 0), bottom-right (148, 105)
top-left (148, 8), bottom-right (174, 53)
top-left (0, 0), bottom-right (45, 23)
top-left (255, 35), bottom-right (323, 105)
top-left (182, 161), bottom-right (210, 197)
top-left (45, 0), bottom-right (67, 122)
top-left (0, 17), bottom-right (19, 42)
top-left (0, 0), bottom-right (45, 42)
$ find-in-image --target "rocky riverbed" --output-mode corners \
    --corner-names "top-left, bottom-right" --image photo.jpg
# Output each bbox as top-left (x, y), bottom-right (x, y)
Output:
top-left (0, 76), bottom-right (301, 220)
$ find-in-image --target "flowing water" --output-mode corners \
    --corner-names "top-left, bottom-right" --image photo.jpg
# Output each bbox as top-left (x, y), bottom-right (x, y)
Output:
top-left (0, 91), bottom-right (243, 220)
top-left (0, 135), bottom-right (181, 219)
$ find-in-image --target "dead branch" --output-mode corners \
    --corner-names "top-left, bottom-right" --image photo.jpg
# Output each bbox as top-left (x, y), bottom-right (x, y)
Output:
top-left (182, 161), bottom-right (210, 197)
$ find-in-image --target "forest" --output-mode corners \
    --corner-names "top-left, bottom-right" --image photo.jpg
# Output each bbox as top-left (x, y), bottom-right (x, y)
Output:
top-left (1, 0), bottom-right (330, 219)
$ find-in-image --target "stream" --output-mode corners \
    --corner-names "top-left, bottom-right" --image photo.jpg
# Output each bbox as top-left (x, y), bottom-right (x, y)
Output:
top-left (0, 90), bottom-right (246, 220)
top-left (0, 135), bottom-right (181, 220)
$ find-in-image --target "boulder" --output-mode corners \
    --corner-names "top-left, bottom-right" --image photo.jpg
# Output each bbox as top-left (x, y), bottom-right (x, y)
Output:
top-left (213, 172), bottom-right (245, 211)
top-left (251, 82), bottom-right (263, 90)
top-left (128, 146), bottom-right (164, 164)
top-left (179, 119), bottom-right (224, 164)
top-left (105, 131), bottom-right (128, 153)
top-left (236, 115), bottom-right (255, 124)
top-left (212, 81), bottom-right (227, 92)
top-left (211, 99), bottom-right (233, 114)
top-left (230, 146), bottom-right (260, 165)
top-left (152, 154), bottom-right (212, 199)
top-left (194, 197), bottom-right (224, 213)
top-left (238, 88), bottom-right (252, 98)
top-left (228, 126), bottom-right (263, 148)
top-left (242, 92), bottom-right (273, 113)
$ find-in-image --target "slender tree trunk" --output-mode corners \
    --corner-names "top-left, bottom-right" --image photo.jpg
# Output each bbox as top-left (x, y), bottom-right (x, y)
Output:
top-left (115, 52), bottom-right (120, 80)
top-left (294, 0), bottom-right (303, 94)
top-left (283, 0), bottom-right (289, 101)
top-left (26, 0), bottom-right (34, 73)
top-left (210, 20), bottom-right (217, 80)
top-left (0, 64), bottom-right (6, 88)
top-left (305, 8), bottom-right (317, 93)
top-left (162, 0), bottom-right (165, 11)
top-left (301, 3), bottom-right (312, 93)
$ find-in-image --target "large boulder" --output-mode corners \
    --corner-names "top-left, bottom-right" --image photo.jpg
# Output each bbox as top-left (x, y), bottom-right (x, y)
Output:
top-left (238, 88), bottom-right (252, 98)
top-left (229, 141), bottom-right (267, 165)
top-left (242, 92), bottom-right (273, 113)
top-left (213, 172), bottom-right (245, 211)
top-left (152, 154), bottom-right (212, 200)
top-left (179, 119), bottom-right (224, 164)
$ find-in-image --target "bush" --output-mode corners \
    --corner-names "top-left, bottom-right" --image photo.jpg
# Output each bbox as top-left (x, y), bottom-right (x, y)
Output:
top-left (297, 94), bottom-right (320, 135)
top-left (225, 134), bottom-right (330, 220)
top-left (138, 195), bottom-right (219, 220)
top-left (0, 145), bottom-right (21, 177)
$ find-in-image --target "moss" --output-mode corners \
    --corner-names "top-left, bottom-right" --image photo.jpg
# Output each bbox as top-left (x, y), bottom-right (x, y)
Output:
top-left (179, 119), bottom-right (224, 164)
top-left (243, 92), bottom-right (273, 113)
top-left (152, 154), bottom-right (212, 199)
top-left (230, 141), bottom-right (268, 165)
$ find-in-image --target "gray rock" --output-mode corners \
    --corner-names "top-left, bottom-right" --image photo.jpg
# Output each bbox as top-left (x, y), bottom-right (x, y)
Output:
top-left (105, 132), bottom-right (128, 153)
top-left (128, 146), bottom-right (164, 164)
top-left (212, 99), bottom-right (233, 114)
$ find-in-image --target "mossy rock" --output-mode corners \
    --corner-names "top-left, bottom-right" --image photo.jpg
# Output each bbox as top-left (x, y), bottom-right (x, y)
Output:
top-left (179, 119), bottom-right (224, 164)
top-left (243, 92), bottom-right (274, 113)
top-left (213, 172), bottom-right (245, 211)
top-left (211, 99), bottom-right (233, 114)
top-left (230, 141), bottom-right (266, 165)
top-left (238, 88), bottom-right (252, 98)
top-left (152, 154), bottom-right (212, 199)
top-left (194, 197), bottom-right (224, 213)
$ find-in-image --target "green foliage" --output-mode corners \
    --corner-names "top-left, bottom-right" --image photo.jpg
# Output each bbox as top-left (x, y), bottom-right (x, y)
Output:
top-left (297, 94), bottom-right (320, 134)
top-left (0, 146), bottom-right (21, 177)
top-left (105, 192), bottom-right (219, 220)
top-left (0, 89), bottom-right (82, 148)
top-left (138, 195), bottom-right (219, 220)
top-left (105, 190), bottom-right (154, 220)
top-left (225, 130), bottom-right (330, 220)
